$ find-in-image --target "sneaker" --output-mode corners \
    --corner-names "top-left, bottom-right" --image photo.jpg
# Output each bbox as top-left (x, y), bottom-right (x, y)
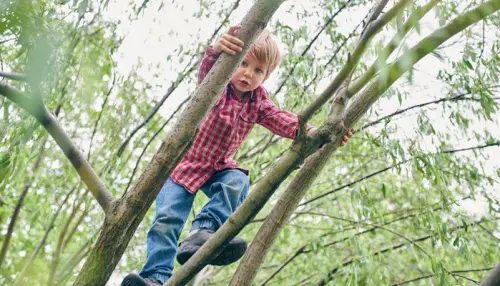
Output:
top-left (121, 273), bottom-right (162, 286)
top-left (211, 236), bottom-right (247, 266)
top-left (176, 229), bottom-right (247, 266)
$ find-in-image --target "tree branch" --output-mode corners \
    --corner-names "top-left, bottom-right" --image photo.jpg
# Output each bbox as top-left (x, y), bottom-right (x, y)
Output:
top-left (124, 95), bottom-right (191, 194)
top-left (0, 82), bottom-right (114, 212)
top-left (298, 0), bottom-right (413, 122)
top-left (0, 138), bottom-right (47, 269)
top-left (88, 70), bottom-right (116, 162)
top-left (0, 71), bottom-right (29, 82)
top-left (392, 267), bottom-right (494, 285)
top-left (272, 0), bottom-right (354, 96)
top-left (12, 183), bottom-right (81, 286)
top-left (358, 87), bottom-right (500, 132)
top-left (346, 0), bottom-right (441, 96)
top-left (300, 141), bottom-right (500, 206)
top-left (317, 218), bottom-right (494, 285)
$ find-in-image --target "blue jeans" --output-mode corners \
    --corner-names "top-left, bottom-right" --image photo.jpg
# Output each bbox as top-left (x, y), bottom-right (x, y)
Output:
top-left (139, 169), bottom-right (249, 283)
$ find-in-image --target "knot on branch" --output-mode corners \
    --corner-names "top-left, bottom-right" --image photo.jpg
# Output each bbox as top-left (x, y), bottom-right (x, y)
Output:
top-left (295, 115), bottom-right (308, 141)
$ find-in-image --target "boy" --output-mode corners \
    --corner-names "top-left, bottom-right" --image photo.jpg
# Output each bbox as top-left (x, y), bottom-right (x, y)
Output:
top-left (122, 25), bottom-right (352, 286)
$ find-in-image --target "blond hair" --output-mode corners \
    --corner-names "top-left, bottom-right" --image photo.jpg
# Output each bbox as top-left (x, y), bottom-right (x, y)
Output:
top-left (247, 30), bottom-right (281, 80)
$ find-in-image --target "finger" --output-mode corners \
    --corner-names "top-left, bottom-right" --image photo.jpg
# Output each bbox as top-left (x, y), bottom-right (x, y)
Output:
top-left (344, 135), bottom-right (348, 142)
top-left (350, 128), bottom-right (355, 133)
top-left (222, 34), bottom-right (244, 48)
top-left (221, 37), bottom-right (243, 52)
top-left (220, 38), bottom-right (241, 54)
top-left (347, 131), bottom-right (353, 137)
top-left (340, 141), bottom-right (345, 147)
top-left (228, 25), bottom-right (241, 36)
top-left (221, 45), bottom-right (236, 55)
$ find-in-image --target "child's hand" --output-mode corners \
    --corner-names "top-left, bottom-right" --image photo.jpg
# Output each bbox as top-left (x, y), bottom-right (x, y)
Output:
top-left (340, 128), bottom-right (354, 147)
top-left (214, 25), bottom-right (244, 56)
top-left (306, 127), bottom-right (354, 147)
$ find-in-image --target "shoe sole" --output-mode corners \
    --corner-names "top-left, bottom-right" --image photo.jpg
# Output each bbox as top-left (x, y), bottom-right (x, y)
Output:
top-left (211, 242), bottom-right (247, 266)
top-left (122, 273), bottom-right (148, 286)
top-left (176, 244), bottom-right (201, 265)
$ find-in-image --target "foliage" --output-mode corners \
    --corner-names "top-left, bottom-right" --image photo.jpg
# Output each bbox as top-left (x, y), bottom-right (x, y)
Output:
top-left (0, 0), bottom-right (499, 285)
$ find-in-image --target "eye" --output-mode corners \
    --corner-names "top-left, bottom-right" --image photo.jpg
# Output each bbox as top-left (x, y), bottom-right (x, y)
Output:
top-left (256, 68), bottom-right (263, 74)
top-left (241, 61), bottom-right (248, 67)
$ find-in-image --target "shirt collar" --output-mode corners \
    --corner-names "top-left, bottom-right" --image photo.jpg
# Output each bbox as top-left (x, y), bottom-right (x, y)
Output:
top-left (228, 82), bottom-right (258, 101)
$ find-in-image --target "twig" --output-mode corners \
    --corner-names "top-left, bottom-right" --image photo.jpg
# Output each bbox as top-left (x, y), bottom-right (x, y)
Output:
top-left (123, 95), bottom-right (192, 194)
top-left (0, 138), bottom-right (47, 269)
top-left (88, 68), bottom-right (116, 162)
top-left (391, 267), bottom-right (494, 285)
top-left (272, 0), bottom-right (354, 96)
top-left (300, 141), bottom-right (500, 206)
top-left (358, 87), bottom-right (500, 132)
top-left (299, 0), bottom-right (413, 122)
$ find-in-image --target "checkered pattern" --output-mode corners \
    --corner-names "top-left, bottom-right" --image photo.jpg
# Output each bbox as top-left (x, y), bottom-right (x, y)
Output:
top-left (171, 46), bottom-right (302, 193)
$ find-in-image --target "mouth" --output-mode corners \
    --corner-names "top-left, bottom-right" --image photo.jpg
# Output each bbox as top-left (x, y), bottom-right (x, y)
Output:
top-left (239, 80), bottom-right (249, 86)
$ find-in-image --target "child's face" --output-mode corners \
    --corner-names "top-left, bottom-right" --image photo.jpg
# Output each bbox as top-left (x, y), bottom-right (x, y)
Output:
top-left (230, 54), bottom-right (267, 96)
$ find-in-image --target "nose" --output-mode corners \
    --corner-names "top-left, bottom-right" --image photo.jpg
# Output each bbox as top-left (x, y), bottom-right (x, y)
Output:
top-left (243, 67), bottom-right (253, 78)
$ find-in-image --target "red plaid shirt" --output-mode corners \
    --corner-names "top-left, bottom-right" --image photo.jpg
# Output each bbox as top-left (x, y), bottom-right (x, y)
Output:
top-left (171, 46), bottom-right (302, 193)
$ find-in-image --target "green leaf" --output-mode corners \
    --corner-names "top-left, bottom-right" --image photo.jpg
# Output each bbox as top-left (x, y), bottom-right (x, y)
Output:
top-left (464, 59), bottom-right (473, 70)
top-left (0, 153), bottom-right (12, 185)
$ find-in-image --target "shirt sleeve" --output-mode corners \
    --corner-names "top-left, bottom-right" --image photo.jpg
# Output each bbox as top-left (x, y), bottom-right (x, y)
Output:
top-left (256, 90), bottom-right (313, 139)
top-left (198, 46), bottom-right (219, 86)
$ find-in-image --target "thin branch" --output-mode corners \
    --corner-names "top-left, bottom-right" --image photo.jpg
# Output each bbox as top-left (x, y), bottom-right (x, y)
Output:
top-left (299, 0), bottom-right (413, 122)
top-left (61, 200), bottom-right (92, 252)
top-left (272, 0), bottom-right (353, 96)
top-left (477, 224), bottom-right (500, 242)
top-left (13, 183), bottom-right (81, 286)
top-left (359, 87), bottom-right (500, 132)
top-left (300, 141), bottom-right (500, 206)
top-left (56, 234), bottom-right (96, 283)
top-left (392, 267), bottom-right (494, 285)
top-left (347, 0), bottom-right (441, 96)
top-left (47, 189), bottom-right (88, 285)
top-left (88, 68), bottom-right (116, 162)
top-left (260, 205), bottom-right (439, 285)
top-left (0, 138), bottom-right (47, 269)
top-left (124, 95), bottom-right (192, 193)
top-left (317, 219), bottom-right (494, 285)
top-left (116, 56), bottom-right (198, 157)
top-left (0, 82), bottom-right (114, 212)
